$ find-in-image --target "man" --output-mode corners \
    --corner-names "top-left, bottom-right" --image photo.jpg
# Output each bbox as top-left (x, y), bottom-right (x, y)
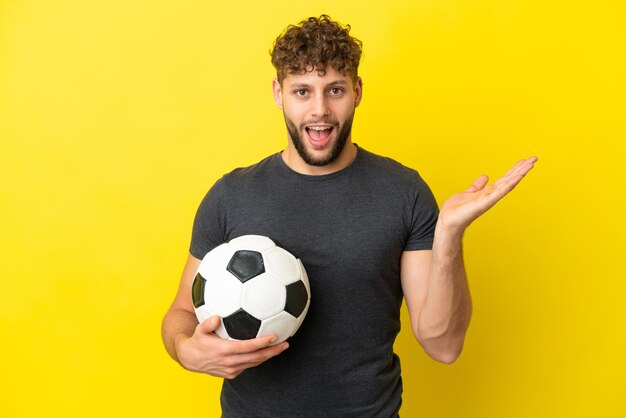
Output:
top-left (161, 15), bottom-right (537, 417)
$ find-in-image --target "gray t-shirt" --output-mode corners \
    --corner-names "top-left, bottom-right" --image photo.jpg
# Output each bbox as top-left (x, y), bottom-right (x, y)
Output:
top-left (190, 146), bottom-right (439, 417)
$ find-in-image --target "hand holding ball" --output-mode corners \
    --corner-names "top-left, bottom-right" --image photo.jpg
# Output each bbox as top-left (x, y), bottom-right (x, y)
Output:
top-left (192, 235), bottom-right (310, 344)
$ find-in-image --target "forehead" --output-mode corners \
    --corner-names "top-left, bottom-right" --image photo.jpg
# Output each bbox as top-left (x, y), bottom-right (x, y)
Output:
top-left (282, 67), bottom-right (354, 89)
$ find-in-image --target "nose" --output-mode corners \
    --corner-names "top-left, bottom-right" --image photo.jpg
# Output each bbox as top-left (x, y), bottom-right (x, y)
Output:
top-left (311, 94), bottom-right (329, 118)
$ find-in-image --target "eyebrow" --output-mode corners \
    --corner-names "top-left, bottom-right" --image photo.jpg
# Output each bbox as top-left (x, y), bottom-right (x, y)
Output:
top-left (289, 79), bottom-right (350, 89)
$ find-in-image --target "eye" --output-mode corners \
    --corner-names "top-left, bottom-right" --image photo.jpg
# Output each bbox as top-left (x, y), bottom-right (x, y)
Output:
top-left (294, 89), bottom-right (308, 97)
top-left (329, 87), bottom-right (344, 96)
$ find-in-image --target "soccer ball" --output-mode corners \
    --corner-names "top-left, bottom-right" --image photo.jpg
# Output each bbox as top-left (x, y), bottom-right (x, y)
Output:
top-left (192, 235), bottom-right (311, 344)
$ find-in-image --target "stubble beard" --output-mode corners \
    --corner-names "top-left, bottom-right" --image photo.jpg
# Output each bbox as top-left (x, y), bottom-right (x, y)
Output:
top-left (284, 112), bottom-right (355, 167)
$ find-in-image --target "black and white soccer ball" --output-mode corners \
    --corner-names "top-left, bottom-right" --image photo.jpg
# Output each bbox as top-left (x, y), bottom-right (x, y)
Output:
top-left (192, 235), bottom-right (310, 344)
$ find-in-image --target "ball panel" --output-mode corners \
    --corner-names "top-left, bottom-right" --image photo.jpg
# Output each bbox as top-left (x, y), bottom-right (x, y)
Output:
top-left (257, 311), bottom-right (298, 344)
top-left (194, 304), bottom-right (217, 325)
top-left (293, 300), bottom-right (310, 335)
top-left (192, 273), bottom-right (206, 308)
top-left (198, 243), bottom-right (236, 279)
top-left (285, 280), bottom-right (309, 318)
top-left (263, 246), bottom-right (301, 285)
top-left (203, 271), bottom-right (243, 317)
top-left (223, 309), bottom-right (262, 340)
top-left (293, 262), bottom-right (311, 331)
top-left (227, 250), bottom-right (265, 283)
top-left (195, 305), bottom-right (212, 323)
top-left (229, 235), bottom-right (275, 252)
top-left (299, 261), bottom-right (311, 296)
top-left (215, 319), bottom-right (230, 340)
top-left (241, 273), bottom-right (286, 320)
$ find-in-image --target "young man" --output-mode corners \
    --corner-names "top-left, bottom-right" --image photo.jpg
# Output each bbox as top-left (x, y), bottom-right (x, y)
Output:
top-left (162, 15), bottom-right (537, 417)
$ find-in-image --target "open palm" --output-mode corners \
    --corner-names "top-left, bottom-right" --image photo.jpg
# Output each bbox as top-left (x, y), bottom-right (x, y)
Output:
top-left (438, 157), bottom-right (538, 232)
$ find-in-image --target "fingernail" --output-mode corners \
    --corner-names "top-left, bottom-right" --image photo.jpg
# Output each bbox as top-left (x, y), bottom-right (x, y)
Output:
top-left (282, 343), bottom-right (289, 351)
top-left (270, 336), bottom-right (277, 344)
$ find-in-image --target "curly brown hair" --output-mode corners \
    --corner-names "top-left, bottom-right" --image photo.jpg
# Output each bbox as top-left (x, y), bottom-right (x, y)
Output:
top-left (270, 15), bottom-right (363, 85)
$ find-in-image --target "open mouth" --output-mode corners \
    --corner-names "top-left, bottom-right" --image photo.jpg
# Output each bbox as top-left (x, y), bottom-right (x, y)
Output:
top-left (305, 125), bottom-right (334, 148)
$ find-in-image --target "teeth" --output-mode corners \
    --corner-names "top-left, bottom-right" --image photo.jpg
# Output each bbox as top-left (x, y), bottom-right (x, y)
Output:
top-left (307, 126), bottom-right (332, 131)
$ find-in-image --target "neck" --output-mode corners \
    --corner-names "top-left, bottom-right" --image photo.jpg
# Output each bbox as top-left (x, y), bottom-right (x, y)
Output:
top-left (281, 141), bottom-right (358, 176)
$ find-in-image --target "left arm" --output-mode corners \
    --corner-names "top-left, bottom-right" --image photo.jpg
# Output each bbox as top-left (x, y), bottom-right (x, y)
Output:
top-left (401, 157), bottom-right (538, 364)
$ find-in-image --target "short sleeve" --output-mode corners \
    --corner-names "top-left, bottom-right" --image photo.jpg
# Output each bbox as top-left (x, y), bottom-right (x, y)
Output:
top-left (189, 178), bottom-right (229, 259)
top-left (404, 176), bottom-right (439, 251)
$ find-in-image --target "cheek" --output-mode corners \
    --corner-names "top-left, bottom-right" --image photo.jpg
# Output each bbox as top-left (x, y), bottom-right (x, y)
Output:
top-left (334, 102), bottom-right (355, 120)
top-left (283, 103), bottom-right (307, 123)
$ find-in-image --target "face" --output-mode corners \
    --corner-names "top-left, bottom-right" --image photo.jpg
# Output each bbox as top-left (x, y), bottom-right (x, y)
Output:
top-left (273, 67), bottom-right (362, 168)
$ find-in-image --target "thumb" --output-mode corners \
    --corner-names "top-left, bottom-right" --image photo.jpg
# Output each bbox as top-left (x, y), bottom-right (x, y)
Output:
top-left (466, 175), bottom-right (489, 192)
top-left (198, 315), bottom-right (221, 335)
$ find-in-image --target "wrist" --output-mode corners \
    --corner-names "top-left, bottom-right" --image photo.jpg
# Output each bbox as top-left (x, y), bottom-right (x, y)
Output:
top-left (435, 218), bottom-right (465, 242)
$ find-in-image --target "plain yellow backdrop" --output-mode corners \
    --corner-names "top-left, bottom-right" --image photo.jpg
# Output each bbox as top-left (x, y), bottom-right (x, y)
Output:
top-left (1, 1), bottom-right (624, 417)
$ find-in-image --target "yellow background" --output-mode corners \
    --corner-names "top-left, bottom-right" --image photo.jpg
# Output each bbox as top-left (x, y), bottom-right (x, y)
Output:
top-left (1, 0), bottom-right (624, 416)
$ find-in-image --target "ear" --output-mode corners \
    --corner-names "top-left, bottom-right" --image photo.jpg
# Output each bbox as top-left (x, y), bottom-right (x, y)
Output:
top-left (354, 77), bottom-right (363, 107)
top-left (272, 78), bottom-right (283, 109)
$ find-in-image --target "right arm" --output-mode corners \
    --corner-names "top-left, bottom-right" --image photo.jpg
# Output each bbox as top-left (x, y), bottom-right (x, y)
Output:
top-left (161, 253), bottom-right (289, 379)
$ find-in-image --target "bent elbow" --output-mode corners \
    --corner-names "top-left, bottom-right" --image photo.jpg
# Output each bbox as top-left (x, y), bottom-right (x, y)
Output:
top-left (415, 319), bottom-right (469, 365)
top-left (418, 332), bottom-right (465, 364)
top-left (431, 349), bottom-right (462, 365)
